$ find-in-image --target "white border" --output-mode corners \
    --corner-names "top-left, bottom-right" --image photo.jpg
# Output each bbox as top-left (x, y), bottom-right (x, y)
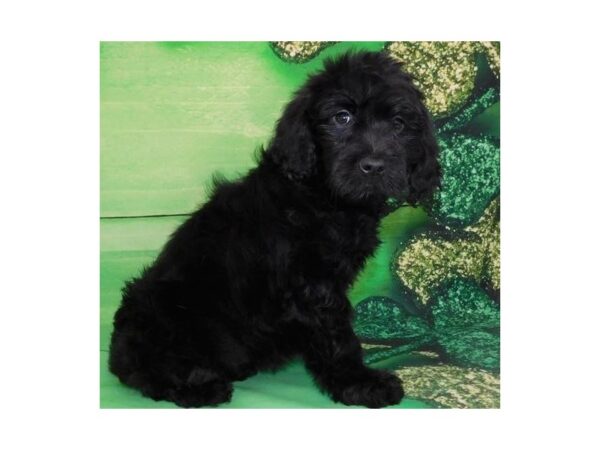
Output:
top-left (1, 1), bottom-right (599, 449)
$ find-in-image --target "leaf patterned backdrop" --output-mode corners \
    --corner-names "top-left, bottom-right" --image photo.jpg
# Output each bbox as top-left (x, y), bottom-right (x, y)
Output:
top-left (101, 41), bottom-right (500, 408)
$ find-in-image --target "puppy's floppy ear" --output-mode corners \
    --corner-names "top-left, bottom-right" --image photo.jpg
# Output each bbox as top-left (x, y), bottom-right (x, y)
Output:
top-left (268, 90), bottom-right (316, 180)
top-left (407, 112), bottom-right (441, 205)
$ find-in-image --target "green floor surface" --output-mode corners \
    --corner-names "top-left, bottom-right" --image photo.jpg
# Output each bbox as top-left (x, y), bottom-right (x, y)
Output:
top-left (101, 351), bottom-right (431, 409)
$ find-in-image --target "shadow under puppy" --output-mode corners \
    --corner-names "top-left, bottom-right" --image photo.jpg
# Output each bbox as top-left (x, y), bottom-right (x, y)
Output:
top-left (109, 51), bottom-right (440, 408)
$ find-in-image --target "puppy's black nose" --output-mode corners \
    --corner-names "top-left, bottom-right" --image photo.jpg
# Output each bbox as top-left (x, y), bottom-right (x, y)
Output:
top-left (359, 157), bottom-right (385, 174)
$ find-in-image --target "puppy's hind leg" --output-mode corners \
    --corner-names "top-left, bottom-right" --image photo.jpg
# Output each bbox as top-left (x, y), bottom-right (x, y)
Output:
top-left (115, 360), bottom-right (233, 408)
top-left (110, 325), bottom-right (233, 408)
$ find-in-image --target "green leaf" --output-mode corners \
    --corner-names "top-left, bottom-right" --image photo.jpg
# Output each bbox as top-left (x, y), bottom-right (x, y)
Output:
top-left (437, 330), bottom-right (500, 371)
top-left (431, 279), bottom-right (500, 330)
top-left (426, 134), bottom-right (500, 228)
top-left (394, 364), bottom-right (500, 408)
top-left (353, 296), bottom-right (431, 342)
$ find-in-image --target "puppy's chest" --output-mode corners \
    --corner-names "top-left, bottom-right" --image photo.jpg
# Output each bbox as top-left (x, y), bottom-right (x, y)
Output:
top-left (315, 211), bottom-right (380, 269)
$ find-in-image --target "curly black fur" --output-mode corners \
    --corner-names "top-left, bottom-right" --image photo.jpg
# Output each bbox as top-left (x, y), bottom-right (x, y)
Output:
top-left (109, 51), bottom-right (440, 408)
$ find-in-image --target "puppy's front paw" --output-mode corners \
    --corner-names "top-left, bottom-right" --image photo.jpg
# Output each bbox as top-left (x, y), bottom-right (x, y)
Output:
top-left (335, 370), bottom-right (404, 408)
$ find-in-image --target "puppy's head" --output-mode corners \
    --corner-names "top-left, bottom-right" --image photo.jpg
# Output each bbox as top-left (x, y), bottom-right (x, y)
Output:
top-left (268, 51), bottom-right (440, 206)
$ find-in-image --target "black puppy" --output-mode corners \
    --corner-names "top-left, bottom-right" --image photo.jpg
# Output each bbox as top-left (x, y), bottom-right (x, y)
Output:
top-left (109, 51), bottom-right (440, 408)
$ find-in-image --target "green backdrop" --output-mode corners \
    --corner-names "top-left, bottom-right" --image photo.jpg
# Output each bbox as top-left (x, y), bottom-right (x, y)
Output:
top-left (100, 41), bottom-right (500, 408)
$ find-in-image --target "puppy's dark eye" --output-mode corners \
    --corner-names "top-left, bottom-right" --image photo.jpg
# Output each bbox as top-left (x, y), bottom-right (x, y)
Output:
top-left (333, 110), bottom-right (353, 126)
top-left (393, 116), bottom-right (405, 132)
